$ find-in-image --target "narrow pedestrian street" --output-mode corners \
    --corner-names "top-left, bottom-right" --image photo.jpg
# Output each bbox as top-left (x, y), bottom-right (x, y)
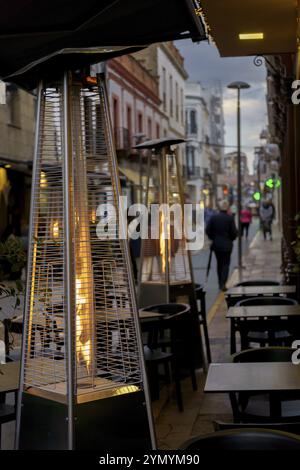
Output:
top-left (2, 0), bottom-right (300, 457)
top-left (154, 223), bottom-right (282, 449)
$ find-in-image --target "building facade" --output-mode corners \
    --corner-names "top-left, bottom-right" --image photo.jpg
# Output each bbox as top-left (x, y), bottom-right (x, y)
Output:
top-left (185, 82), bottom-right (210, 204)
top-left (185, 81), bottom-right (225, 206)
top-left (0, 83), bottom-right (35, 238)
top-left (223, 151), bottom-right (249, 177)
top-left (94, 42), bottom-right (189, 205)
top-left (95, 54), bottom-right (168, 204)
top-left (132, 42), bottom-right (188, 165)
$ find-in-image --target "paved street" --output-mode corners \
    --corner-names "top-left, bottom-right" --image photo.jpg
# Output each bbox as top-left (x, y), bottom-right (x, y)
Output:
top-left (191, 217), bottom-right (259, 311)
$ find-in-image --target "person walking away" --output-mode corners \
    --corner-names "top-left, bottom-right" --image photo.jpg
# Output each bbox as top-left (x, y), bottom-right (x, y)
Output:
top-left (259, 199), bottom-right (275, 240)
top-left (240, 206), bottom-right (252, 240)
top-left (206, 200), bottom-right (238, 291)
top-left (204, 205), bottom-right (215, 228)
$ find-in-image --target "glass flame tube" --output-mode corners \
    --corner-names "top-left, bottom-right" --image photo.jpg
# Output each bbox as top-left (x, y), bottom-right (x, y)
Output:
top-left (160, 147), bottom-right (170, 303)
top-left (73, 85), bottom-right (95, 382)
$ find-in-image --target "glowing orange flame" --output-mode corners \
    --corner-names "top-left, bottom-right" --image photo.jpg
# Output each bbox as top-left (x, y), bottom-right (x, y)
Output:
top-left (52, 220), bottom-right (59, 239)
top-left (90, 208), bottom-right (97, 224)
top-left (76, 278), bottom-right (92, 372)
top-left (160, 211), bottom-right (170, 274)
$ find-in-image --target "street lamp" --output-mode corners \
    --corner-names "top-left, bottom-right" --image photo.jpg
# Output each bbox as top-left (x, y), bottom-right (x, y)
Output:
top-left (227, 81), bottom-right (250, 279)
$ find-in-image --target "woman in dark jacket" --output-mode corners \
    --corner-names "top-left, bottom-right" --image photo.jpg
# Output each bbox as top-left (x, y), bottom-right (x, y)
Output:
top-left (206, 200), bottom-right (238, 291)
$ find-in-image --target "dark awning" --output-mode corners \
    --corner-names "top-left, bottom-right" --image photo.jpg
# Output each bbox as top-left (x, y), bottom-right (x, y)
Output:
top-left (0, 0), bottom-right (206, 89)
top-left (134, 138), bottom-right (186, 150)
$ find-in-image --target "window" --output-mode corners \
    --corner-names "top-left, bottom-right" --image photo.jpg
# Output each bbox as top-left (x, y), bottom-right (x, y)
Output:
top-left (137, 112), bottom-right (143, 133)
top-left (186, 147), bottom-right (195, 175)
top-left (126, 105), bottom-right (132, 148)
top-left (162, 67), bottom-right (166, 112)
top-left (6, 86), bottom-right (20, 127)
top-left (169, 75), bottom-right (173, 117)
top-left (175, 82), bottom-right (179, 121)
top-left (112, 96), bottom-right (119, 130)
top-left (180, 88), bottom-right (184, 124)
top-left (156, 123), bottom-right (160, 139)
top-left (147, 117), bottom-right (152, 139)
top-left (190, 109), bottom-right (197, 134)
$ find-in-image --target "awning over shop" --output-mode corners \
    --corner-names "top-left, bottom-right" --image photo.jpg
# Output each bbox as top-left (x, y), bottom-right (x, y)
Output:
top-left (201, 0), bottom-right (297, 57)
top-left (0, 0), bottom-right (206, 89)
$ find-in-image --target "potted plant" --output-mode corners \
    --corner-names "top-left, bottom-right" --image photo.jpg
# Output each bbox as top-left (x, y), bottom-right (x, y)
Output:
top-left (0, 234), bottom-right (27, 281)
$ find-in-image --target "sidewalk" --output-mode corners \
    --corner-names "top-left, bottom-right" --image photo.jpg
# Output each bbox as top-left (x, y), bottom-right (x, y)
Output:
top-left (155, 225), bottom-right (283, 449)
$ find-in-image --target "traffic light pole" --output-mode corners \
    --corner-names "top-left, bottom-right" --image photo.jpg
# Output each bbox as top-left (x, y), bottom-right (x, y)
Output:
top-left (228, 81), bottom-right (250, 282)
top-left (257, 147), bottom-right (261, 208)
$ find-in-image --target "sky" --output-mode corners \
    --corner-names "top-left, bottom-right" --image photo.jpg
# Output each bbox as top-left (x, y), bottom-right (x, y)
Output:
top-left (175, 39), bottom-right (268, 173)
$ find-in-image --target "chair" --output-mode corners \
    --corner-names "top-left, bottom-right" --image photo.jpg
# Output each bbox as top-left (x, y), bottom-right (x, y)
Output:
top-left (3, 318), bottom-right (23, 360)
top-left (0, 380), bottom-right (16, 450)
top-left (180, 429), bottom-right (300, 450)
top-left (214, 420), bottom-right (300, 435)
top-left (0, 403), bottom-right (15, 449)
top-left (235, 280), bottom-right (280, 287)
top-left (235, 297), bottom-right (298, 349)
top-left (142, 304), bottom-right (197, 387)
top-left (194, 283), bottom-right (211, 363)
top-left (143, 345), bottom-right (183, 411)
top-left (230, 347), bottom-right (300, 423)
top-left (141, 303), bottom-right (197, 411)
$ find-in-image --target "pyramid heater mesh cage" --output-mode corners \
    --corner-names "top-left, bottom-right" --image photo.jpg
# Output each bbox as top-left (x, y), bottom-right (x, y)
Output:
top-left (20, 74), bottom-right (145, 400)
top-left (139, 147), bottom-right (192, 293)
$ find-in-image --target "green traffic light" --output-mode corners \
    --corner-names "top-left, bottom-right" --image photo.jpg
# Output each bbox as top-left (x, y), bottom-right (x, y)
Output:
top-left (253, 191), bottom-right (261, 201)
top-left (275, 179), bottom-right (281, 188)
top-left (265, 178), bottom-right (274, 189)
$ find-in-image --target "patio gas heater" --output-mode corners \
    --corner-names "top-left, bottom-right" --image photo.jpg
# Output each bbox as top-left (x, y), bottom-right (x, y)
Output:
top-left (135, 138), bottom-right (204, 365)
top-left (15, 72), bottom-right (155, 450)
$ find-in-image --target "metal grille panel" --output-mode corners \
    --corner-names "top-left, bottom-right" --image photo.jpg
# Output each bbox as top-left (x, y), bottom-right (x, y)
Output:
top-left (22, 76), bottom-right (142, 398)
top-left (140, 150), bottom-right (192, 286)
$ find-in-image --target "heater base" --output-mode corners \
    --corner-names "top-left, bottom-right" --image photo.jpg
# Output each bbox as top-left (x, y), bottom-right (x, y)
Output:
top-left (18, 390), bottom-right (152, 450)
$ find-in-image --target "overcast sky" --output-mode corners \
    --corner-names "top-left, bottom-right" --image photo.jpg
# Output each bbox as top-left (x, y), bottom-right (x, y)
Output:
top-left (175, 40), bottom-right (268, 173)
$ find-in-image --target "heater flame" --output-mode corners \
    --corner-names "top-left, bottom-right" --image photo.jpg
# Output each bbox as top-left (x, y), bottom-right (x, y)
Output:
top-left (160, 212), bottom-right (170, 274)
top-left (52, 220), bottom-right (59, 239)
top-left (90, 208), bottom-right (97, 224)
top-left (76, 278), bottom-right (92, 373)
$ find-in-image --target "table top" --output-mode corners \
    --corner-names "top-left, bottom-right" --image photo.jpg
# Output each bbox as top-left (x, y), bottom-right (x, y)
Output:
top-left (0, 361), bottom-right (20, 393)
top-left (205, 362), bottom-right (300, 393)
top-left (139, 310), bottom-right (165, 320)
top-left (227, 304), bottom-right (300, 319)
top-left (226, 285), bottom-right (296, 296)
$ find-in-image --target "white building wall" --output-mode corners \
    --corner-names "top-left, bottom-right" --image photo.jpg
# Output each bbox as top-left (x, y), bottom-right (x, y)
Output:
top-left (185, 83), bottom-right (211, 170)
top-left (107, 63), bottom-right (167, 144)
top-left (157, 47), bottom-right (186, 138)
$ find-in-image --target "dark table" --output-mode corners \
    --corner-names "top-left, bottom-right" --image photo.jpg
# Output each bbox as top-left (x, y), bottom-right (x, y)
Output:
top-left (227, 305), bottom-right (300, 319)
top-left (205, 362), bottom-right (300, 393)
top-left (0, 361), bottom-right (19, 394)
top-left (205, 361), bottom-right (300, 421)
top-left (226, 285), bottom-right (296, 299)
top-left (138, 310), bottom-right (165, 321)
top-left (227, 304), bottom-right (300, 353)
